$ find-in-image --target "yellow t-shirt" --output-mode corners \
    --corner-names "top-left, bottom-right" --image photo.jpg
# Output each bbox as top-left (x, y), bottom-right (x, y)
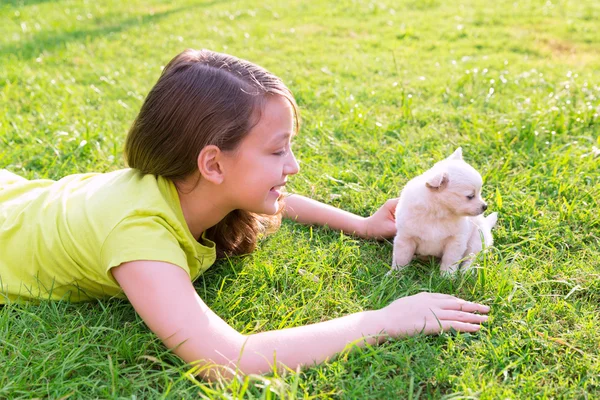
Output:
top-left (0, 168), bottom-right (216, 304)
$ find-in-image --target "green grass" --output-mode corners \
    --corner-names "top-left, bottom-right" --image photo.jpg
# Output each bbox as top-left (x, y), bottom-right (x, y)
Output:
top-left (1, 0), bottom-right (599, 398)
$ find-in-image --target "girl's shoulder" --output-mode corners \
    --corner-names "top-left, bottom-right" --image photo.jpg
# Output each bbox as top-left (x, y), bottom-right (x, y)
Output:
top-left (62, 168), bottom-right (175, 217)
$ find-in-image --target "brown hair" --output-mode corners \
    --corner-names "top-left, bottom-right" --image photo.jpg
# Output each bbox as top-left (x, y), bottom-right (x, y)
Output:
top-left (124, 49), bottom-right (300, 257)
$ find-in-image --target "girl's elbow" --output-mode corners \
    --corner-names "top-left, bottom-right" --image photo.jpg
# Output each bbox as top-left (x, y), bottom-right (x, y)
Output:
top-left (186, 334), bottom-right (260, 380)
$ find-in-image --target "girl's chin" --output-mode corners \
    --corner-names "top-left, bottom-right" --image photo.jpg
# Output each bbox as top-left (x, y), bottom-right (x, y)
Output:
top-left (261, 204), bottom-right (279, 215)
top-left (263, 197), bottom-right (282, 215)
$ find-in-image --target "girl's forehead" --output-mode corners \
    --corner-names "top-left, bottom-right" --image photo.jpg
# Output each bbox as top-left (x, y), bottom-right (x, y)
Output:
top-left (246, 97), bottom-right (295, 142)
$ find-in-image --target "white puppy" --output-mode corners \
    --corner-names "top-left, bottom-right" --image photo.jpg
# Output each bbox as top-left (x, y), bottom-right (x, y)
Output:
top-left (391, 148), bottom-right (498, 274)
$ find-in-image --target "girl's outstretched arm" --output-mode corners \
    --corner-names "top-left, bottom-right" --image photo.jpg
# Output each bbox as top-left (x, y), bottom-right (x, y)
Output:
top-left (283, 194), bottom-right (398, 240)
top-left (113, 260), bottom-right (489, 380)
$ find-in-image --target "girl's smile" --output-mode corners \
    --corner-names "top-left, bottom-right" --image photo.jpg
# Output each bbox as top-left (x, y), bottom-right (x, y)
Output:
top-left (269, 181), bottom-right (287, 198)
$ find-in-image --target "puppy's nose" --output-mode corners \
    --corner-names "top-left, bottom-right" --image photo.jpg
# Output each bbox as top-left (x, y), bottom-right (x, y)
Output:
top-left (482, 203), bottom-right (488, 211)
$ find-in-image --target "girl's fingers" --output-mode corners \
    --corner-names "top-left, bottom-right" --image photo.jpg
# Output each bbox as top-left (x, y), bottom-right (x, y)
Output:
top-left (434, 310), bottom-right (489, 324)
top-left (441, 299), bottom-right (490, 314)
top-left (441, 321), bottom-right (483, 333)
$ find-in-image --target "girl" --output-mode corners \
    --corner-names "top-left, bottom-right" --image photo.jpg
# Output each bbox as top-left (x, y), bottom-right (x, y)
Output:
top-left (0, 49), bottom-right (490, 379)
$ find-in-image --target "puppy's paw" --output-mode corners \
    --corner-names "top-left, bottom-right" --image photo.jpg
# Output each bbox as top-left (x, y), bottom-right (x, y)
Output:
top-left (461, 264), bottom-right (480, 275)
top-left (459, 253), bottom-right (475, 273)
top-left (386, 262), bottom-right (408, 277)
top-left (440, 263), bottom-right (460, 276)
top-left (385, 269), bottom-right (398, 277)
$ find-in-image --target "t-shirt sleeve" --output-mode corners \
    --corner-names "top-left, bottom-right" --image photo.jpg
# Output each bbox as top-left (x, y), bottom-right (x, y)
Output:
top-left (100, 215), bottom-right (191, 285)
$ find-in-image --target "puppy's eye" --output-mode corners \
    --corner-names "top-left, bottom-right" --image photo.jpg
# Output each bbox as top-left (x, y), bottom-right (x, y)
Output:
top-left (466, 194), bottom-right (475, 200)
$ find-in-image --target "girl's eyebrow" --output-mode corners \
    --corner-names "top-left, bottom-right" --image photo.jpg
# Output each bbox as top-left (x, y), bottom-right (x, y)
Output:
top-left (269, 132), bottom-right (293, 144)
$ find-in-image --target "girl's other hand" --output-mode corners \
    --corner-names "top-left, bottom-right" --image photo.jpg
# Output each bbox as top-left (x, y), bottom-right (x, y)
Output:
top-left (377, 292), bottom-right (490, 337)
top-left (363, 198), bottom-right (398, 240)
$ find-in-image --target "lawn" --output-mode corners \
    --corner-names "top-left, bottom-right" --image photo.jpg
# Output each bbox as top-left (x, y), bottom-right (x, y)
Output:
top-left (1, 0), bottom-right (599, 398)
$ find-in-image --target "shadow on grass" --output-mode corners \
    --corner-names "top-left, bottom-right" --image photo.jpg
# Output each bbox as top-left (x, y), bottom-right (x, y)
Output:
top-left (1, 1), bottom-right (226, 61)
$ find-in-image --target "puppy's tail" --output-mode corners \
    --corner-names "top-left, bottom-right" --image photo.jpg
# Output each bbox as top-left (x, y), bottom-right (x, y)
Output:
top-left (485, 212), bottom-right (498, 228)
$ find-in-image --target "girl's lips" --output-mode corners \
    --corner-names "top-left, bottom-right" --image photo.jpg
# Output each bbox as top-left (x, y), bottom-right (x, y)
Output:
top-left (270, 184), bottom-right (286, 196)
top-left (270, 183), bottom-right (286, 191)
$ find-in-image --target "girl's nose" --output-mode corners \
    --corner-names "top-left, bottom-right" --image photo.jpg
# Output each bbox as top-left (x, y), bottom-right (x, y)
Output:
top-left (285, 151), bottom-right (300, 176)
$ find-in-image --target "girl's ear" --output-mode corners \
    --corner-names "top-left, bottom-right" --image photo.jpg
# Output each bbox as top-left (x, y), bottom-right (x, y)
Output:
top-left (197, 145), bottom-right (225, 185)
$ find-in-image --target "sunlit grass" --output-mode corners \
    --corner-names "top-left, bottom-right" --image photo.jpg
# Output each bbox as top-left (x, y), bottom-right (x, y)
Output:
top-left (1, 0), bottom-right (599, 398)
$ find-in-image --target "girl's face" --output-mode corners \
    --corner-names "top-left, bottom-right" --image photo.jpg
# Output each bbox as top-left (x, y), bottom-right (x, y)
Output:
top-left (221, 95), bottom-right (300, 215)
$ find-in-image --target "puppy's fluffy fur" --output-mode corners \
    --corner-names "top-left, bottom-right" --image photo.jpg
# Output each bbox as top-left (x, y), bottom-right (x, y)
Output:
top-left (391, 148), bottom-right (497, 274)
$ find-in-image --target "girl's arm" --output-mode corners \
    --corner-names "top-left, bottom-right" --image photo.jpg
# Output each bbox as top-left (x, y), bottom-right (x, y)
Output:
top-left (283, 194), bottom-right (398, 240)
top-left (112, 260), bottom-right (489, 380)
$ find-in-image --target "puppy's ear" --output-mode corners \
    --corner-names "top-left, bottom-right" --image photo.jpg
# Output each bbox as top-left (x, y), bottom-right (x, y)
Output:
top-left (448, 147), bottom-right (463, 160)
top-left (426, 171), bottom-right (449, 190)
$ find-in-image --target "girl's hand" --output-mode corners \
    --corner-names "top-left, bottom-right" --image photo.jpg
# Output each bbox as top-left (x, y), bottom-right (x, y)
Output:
top-left (378, 292), bottom-right (490, 337)
top-left (362, 198), bottom-right (399, 240)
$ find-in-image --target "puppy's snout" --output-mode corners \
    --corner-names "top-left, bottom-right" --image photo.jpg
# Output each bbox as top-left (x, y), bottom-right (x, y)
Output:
top-left (482, 203), bottom-right (488, 212)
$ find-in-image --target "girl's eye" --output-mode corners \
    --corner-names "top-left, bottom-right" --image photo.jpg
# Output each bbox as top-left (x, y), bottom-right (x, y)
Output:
top-left (273, 146), bottom-right (290, 156)
top-left (466, 194), bottom-right (475, 200)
